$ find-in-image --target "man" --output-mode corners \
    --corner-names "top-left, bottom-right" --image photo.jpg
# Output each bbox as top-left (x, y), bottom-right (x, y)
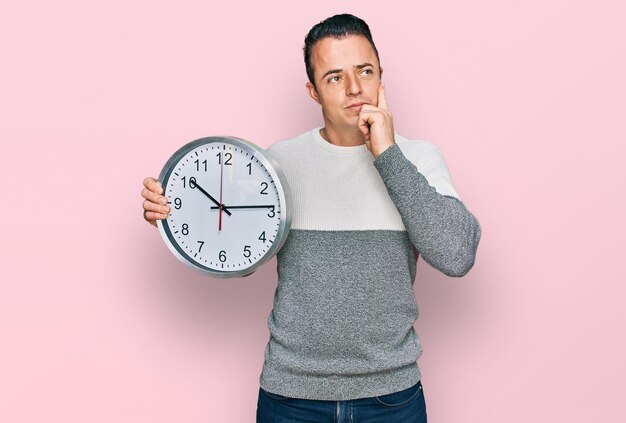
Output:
top-left (142, 13), bottom-right (481, 422)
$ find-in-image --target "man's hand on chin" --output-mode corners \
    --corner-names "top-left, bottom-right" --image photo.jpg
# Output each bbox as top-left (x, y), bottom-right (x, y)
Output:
top-left (358, 82), bottom-right (395, 158)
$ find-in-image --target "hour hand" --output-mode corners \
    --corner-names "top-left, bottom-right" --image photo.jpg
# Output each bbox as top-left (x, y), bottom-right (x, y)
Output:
top-left (192, 180), bottom-right (232, 216)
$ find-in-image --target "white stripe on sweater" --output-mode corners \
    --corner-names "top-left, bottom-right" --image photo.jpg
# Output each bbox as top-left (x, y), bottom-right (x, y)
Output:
top-left (266, 126), bottom-right (461, 231)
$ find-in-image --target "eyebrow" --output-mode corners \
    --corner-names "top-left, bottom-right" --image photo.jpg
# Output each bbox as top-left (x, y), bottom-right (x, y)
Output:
top-left (320, 62), bottom-right (374, 80)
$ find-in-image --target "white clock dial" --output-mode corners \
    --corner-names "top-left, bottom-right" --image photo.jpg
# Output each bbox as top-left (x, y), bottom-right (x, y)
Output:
top-left (157, 137), bottom-right (291, 278)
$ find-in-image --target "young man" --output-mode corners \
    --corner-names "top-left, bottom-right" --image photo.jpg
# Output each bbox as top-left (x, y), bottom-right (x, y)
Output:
top-left (142, 13), bottom-right (481, 422)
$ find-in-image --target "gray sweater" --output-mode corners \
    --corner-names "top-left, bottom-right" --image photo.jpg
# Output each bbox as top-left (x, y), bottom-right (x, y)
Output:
top-left (258, 126), bottom-right (482, 400)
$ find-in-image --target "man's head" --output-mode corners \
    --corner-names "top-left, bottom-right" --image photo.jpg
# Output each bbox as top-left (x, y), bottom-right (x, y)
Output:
top-left (303, 14), bottom-right (384, 131)
top-left (304, 14), bottom-right (381, 90)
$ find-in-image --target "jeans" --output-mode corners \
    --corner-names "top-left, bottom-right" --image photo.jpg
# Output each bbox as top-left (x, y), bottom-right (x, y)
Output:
top-left (256, 380), bottom-right (427, 422)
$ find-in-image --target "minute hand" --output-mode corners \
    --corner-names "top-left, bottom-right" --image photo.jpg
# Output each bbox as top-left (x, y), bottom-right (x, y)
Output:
top-left (210, 205), bottom-right (274, 210)
top-left (192, 181), bottom-right (232, 216)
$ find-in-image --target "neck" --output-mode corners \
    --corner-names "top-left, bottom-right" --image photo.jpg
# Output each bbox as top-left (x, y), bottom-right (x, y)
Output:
top-left (320, 124), bottom-right (366, 147)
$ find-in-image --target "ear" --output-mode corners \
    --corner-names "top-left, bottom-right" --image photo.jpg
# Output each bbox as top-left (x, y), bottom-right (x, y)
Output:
top-left (380, 66), bottom-right (383, 78)
top-left (306, 81), bottom-right (321, 105)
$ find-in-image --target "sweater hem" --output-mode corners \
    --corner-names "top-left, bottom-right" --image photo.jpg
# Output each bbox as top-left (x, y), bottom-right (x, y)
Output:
top-left (259, 361), bottom-right (421, 401)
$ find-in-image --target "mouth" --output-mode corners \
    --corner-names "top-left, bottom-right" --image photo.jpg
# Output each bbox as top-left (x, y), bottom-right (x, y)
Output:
top-left (346, 102), bottom-right (366, 109)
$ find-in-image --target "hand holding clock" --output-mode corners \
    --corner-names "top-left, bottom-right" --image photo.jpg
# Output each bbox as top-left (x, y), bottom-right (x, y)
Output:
top-left (142, 177), bottom-right (170, 227)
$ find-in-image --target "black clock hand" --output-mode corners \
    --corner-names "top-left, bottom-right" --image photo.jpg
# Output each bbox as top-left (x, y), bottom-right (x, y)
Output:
top-left (210, 205), bottom-right (274, 209)
top-left (192, 181), bottom-right (232, 216)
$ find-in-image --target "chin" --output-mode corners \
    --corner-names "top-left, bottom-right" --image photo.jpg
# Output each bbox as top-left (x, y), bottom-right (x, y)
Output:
top-left (340, 121), bottom-right (360, 130)
top-left (349, 117), bottom-right (361, 128)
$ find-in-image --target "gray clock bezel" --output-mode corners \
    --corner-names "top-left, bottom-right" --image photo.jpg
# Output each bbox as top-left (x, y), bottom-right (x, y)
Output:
top-left (156, 136), bottom-right (292, 279)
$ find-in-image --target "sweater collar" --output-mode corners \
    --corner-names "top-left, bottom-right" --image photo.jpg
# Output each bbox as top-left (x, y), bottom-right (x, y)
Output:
top-left (311, 126), bottom-right (371, 156)
top-left (311, 126), bottom-right (401, 156)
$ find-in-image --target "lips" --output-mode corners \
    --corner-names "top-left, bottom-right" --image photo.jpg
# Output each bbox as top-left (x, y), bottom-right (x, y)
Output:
top-left (347, 102), bottom-right (365, 108)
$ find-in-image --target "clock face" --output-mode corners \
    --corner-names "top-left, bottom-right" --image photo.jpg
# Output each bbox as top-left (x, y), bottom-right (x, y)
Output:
top-left (157, 137), bottom-right (290, 277)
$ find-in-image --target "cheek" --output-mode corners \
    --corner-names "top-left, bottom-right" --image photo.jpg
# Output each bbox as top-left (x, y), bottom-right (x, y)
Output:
top-left (323, 96), bottom-right (343, 110)
top-left (319, 88), bottom-right (345, 111)
top-left (364, 82), bottom-right (380, 99)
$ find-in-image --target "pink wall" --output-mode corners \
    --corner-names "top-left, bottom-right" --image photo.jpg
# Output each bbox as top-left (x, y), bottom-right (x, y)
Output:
top-left (2, 1), bottom-right (624, 421)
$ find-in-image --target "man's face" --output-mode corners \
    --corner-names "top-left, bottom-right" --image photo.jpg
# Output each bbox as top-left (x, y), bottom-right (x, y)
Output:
top-left (306, 34), bottom-right (382, 130)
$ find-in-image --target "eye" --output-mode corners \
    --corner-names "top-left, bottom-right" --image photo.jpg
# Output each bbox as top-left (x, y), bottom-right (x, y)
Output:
top-left (361, 69), bottom-right (373, 75)
top-left (327, 75), bottom-right (341, 83)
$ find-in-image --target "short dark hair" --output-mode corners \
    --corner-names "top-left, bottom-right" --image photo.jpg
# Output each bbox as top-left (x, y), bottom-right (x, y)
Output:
top-left (303, 13), bottom-right (381, 89)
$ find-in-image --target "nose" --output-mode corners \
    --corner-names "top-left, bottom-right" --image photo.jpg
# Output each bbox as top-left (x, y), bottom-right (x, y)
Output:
top-left (345, 74), bottom-right (362, 96)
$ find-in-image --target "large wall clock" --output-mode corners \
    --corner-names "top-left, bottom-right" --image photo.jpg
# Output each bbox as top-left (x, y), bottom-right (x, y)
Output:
top-left (156, 136), bottom-right (292, 278)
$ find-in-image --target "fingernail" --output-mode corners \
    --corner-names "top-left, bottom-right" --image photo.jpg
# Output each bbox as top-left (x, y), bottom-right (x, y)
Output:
top-left (159, 197), bottom-right (167, 205)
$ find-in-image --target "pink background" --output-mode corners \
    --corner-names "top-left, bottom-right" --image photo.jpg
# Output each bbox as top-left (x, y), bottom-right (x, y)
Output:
top-left (2, 1), bottom-right (624, 422)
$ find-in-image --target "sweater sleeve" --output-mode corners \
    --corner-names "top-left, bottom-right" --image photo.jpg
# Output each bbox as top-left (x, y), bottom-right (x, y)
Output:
top-left (373, 143), bottom-right (482, 277)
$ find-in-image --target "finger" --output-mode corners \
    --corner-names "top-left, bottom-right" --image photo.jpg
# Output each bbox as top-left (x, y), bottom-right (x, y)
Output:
top-left (358, 111), bottom-right (373, 127)
top-left (141, 187), bottom-right (168, 205)
top-left (360, 104), bottom-right (379, 112)
top-left (144, 210), bottom-right (168, 222)
top-left (143, 199), bottom-right (170, 215)
top-left (358, 109), bottom-right (380, 128)
top-left (377, 82), bottom-right (388, 110)
top-left (143, 176), bottom-right (164, 195)
top-left (357, 115), bottom-right (371, 139)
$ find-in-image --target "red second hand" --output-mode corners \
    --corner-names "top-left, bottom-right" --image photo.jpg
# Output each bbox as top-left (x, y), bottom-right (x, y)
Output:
top-left (219, 151), bottom-right (223, 231)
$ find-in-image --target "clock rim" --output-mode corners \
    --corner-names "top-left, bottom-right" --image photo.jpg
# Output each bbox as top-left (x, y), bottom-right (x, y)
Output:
top-left (156, 135), bottom-right (292, 279)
